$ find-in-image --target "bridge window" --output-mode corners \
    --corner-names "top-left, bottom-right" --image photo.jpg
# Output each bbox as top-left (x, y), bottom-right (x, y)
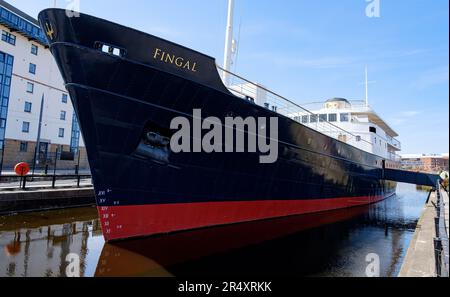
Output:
top-left (328, 113), bottom-right (337, 122)
top-left (302, 115), bottom-right (309, 124)
top-left (310, 114), bottom-right (318, 123)
top-left (340, 113), bottom-right (349, 122)
top-left (319, 114), bottom-right (327, 122)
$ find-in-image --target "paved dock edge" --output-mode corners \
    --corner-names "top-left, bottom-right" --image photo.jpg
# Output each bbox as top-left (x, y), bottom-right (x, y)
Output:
top-left (398, 188), bottom-right (449, 277)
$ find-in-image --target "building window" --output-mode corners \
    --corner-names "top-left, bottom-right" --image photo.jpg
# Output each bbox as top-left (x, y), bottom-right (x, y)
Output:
top-left (24, 101), bottom-right (32, 113)
top-left (22, 121), bottom-right (30, 133)
top-left (301, 115), bottom-right (309, 124)
top-left (319, 114), bottom-right (327, 122)
top-left (356, 136), bottom-right (361, 142)
top-left (31, 44), bottom-right (38, 55)
top-left (70, 112), bottom-right (81, 153)
top-left (20, 141), bottom-right (28, 152)
top-left (29, 63), bottom-right (36, 74)
top-left (62, 93), bottom-right (68, 103)
top-left (328, 114), bottom-right (337, 122)
top-left (1, 31), bottom-right (16, 46)
top-left (0, 51), bottom-right (14, 168)
top-left (340, 113), bottom-right (349, 122)
top-left (26, 82), bottom-right (34, 93)
top-left (60, 110), bottom-right (66, 121)
top-left (59, 128), bottom-right (65, 138)
top-left (310, 114), bottom-right (318, 123)
top-left (370, 127), bottom-right (377, 133)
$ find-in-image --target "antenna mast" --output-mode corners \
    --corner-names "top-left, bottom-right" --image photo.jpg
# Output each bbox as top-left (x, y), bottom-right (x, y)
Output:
top-left (365, 66), bottom-right (369, 107)
top-left (223, 0), bottom-right (235, 86)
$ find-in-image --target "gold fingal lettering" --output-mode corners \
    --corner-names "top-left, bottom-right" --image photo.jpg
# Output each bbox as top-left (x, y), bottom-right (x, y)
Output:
top-left (154, 48), bottom-right (198, 73)
top-left (165, 54), bottom-right (175, 64)
top-left (175, 57), bottom-right (184, 67)
top-left (183, 61), bottom-right (191, 70)
top-left (153, 48), bottom-right (162, 59)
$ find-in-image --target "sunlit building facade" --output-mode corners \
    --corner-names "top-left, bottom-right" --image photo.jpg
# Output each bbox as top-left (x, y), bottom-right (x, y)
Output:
top-left (0, 0), bottom-right (88, 172)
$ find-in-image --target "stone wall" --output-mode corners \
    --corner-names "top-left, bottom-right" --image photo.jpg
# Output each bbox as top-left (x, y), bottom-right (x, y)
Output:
top-left (1, 139), bottom-right (90, 171)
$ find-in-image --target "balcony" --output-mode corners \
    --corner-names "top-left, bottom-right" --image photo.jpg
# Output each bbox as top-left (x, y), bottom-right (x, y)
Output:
top-left (387, 135), bottom-right (402, 151)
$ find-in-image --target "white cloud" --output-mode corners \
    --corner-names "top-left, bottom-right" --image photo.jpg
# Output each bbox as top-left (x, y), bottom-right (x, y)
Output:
top-left (413, 66), bottom-right (449, 90)
top-left (392, 110), bottom-right (422, 125)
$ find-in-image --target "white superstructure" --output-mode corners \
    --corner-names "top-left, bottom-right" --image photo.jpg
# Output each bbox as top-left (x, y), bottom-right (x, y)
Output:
top-left (293, 98), bottom-right (401, 160)
top-left (217, 67), bottom-right (402, 162)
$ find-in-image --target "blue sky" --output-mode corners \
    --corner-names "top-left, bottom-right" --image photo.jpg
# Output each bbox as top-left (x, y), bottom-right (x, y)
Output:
top-left (9, 0), bottom-right (449, 154)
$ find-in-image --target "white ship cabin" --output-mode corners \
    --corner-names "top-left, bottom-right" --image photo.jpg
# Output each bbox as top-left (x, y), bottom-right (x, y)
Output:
top-left (216, 68), bottom-right (402, 162)
top-left (292, 98), bottom-right (402, 161)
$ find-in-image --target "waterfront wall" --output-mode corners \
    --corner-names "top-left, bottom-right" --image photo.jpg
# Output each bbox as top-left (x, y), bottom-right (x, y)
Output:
top-left (2, 139), bottom-right (90, 170)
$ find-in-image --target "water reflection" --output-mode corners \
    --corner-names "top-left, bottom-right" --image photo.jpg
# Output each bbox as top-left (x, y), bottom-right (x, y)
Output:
top-left (0, 183), bottom-right (429, 277)
top-left (0, 208), bottom-right (101, 277)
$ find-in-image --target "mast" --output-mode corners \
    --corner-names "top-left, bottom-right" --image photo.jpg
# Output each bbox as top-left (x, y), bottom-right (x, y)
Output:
top-left (365, 66), bottom-right (369, 107)
top-left (223, 0), bottom-right (235, 86)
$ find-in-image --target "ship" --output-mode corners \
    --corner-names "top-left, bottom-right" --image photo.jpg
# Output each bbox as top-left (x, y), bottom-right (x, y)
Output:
top-left (37, 7), bottom-right (401, 242)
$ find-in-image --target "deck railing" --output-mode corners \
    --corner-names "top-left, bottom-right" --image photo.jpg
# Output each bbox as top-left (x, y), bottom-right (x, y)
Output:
top-left (217, 66), bottom-right (381, 152)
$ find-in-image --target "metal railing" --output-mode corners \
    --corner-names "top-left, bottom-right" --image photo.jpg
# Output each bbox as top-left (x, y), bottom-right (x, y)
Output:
top-left (0, 173), bottom-right (92, 191)
top-left (434, 183), bottom-right (449, 277)
top-left (217, 66), bottom-right (374, 148)
top-left (297, 100), bottom-right (368, 110)
top-left (388, 152), bottom-right (402, 162)
top-left (387, 135), bottom-right (402, 150)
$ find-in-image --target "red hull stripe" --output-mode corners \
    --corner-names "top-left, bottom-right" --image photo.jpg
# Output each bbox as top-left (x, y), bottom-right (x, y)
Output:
top-left (98, 195), bottom-right (388, 241)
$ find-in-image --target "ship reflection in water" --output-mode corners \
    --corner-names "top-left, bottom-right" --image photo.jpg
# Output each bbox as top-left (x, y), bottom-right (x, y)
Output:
top-left (0, 183), bottom-right (429, 277)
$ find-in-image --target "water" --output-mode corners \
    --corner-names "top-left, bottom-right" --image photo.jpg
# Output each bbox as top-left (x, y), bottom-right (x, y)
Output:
top-left (0, 183), bottom-right (430, 277)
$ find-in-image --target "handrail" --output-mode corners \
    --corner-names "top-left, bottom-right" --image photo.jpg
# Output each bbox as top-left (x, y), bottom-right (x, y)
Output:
top-left (0, 174), bottom-right (92, 190)
top-left (217, 65), bottom-right (376, 148)
top-left (435, 182), bottom-right (449, 277)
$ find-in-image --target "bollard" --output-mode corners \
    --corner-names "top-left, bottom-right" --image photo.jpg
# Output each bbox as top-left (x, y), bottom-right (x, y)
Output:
top-left (22, 176), bottom-right (27, 190)
top-left (45, 165), bottom-right (49, 175)
top-left (75, 165), bottom-right (79, 175)
top-left (77, 175), bottom-right (81, 188)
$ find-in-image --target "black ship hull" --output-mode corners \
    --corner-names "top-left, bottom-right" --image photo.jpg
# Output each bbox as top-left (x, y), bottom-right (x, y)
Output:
top-left (38, 9), bottom-right (396, 241)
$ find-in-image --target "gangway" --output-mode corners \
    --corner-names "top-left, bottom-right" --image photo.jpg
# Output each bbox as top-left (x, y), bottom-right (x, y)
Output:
top-left (384, 168), bottom-right (441, 187)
